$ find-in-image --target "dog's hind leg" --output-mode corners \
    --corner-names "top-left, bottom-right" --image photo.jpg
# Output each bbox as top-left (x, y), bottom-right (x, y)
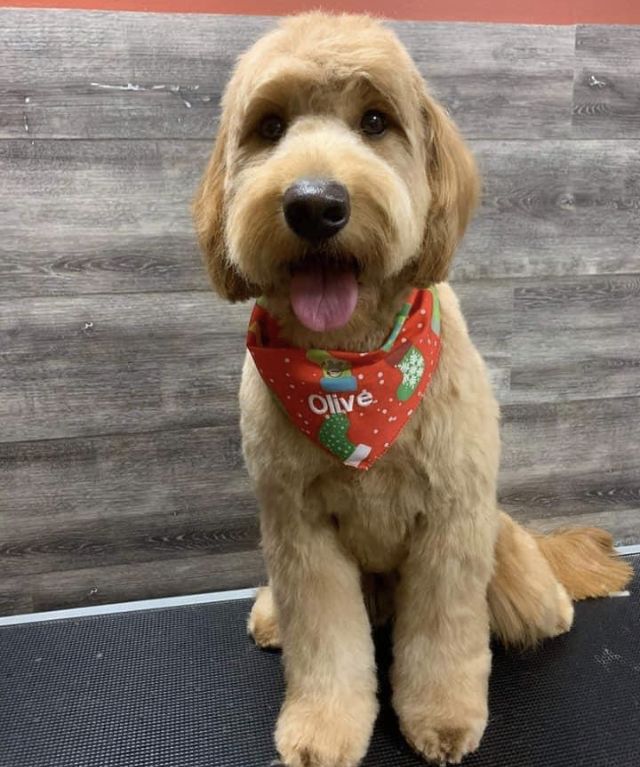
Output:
top-left (248, 584), bottom-right (281, 649)
top-left (488, 512), bottom-right (632, 648)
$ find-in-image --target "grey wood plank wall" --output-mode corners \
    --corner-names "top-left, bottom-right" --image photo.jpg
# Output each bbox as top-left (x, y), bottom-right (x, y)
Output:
top-left (0, 10), bottom-right (638, 615)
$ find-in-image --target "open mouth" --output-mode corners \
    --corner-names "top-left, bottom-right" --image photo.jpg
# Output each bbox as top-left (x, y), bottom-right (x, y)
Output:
top-left (289, 252), bottom-right (360, 333)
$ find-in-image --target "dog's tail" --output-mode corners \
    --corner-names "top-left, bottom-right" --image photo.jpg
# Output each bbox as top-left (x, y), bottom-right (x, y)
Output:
top-left (532, 524), bottom-right (632, 600)
top-left (488, 512), bottom-right (632, 646)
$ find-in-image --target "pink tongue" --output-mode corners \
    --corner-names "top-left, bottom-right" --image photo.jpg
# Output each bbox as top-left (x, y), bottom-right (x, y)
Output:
top-left (290, 265), bottom-right (358, 332)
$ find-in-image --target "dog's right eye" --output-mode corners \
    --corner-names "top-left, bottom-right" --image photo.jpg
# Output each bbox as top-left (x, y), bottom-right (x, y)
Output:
top-left (361, 110), bottom-right (388, 137)
top-left (258, 114), bottom-right (286, 142)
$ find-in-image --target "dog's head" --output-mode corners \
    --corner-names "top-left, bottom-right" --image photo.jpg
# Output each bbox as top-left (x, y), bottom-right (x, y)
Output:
top-left (194, 13), bottom-right (478, 335)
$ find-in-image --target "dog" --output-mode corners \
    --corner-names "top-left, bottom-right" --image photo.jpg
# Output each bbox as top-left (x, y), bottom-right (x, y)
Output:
top-left (193, 13), bottom-right (632, 766)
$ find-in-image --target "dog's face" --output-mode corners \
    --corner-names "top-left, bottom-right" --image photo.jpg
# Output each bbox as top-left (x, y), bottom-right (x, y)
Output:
top-left (194, 14), bottom-right (478, 335)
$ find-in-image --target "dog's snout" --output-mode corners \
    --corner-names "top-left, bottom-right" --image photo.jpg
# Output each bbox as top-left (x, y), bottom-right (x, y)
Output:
top-left (283, 178), bottom-right (350, 242)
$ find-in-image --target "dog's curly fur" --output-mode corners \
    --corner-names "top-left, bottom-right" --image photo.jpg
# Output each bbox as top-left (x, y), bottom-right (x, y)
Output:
top-left (194, 14), bottom-right (632, 766)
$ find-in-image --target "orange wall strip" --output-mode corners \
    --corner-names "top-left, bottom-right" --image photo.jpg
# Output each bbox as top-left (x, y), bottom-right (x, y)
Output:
top-left (3, 0), bottom-right (640, 25)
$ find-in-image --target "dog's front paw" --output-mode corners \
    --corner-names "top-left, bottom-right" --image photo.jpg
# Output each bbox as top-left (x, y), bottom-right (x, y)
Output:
top-left (406, 724), bottom-right (483, 765)
top-left (276, 693), bottom-right (377, 767)
top-left (401, 717), bottom-right (486, 765)
top-left (397, 704), bottom-right (487, 765)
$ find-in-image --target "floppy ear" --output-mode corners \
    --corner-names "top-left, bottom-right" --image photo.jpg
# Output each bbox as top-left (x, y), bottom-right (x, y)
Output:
top-left (411, 94), bottom-right (480, 286)
top-left (192, 118), bottom-right (259, 302)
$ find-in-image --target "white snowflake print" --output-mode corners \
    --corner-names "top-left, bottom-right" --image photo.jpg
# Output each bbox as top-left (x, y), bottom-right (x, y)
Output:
top-left (398, 347), bottom-right (424, 389)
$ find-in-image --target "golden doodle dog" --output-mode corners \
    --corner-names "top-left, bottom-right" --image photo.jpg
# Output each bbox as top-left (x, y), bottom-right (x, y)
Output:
top-left (194, 13), bottom-right (631, 766)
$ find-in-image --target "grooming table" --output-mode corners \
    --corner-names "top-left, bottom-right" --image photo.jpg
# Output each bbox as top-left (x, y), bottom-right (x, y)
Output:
top-left (1, 554), bottom-right (638, 767)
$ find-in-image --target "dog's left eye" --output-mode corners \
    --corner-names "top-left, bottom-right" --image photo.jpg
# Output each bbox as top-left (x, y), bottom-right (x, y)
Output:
top-left (361, 110), bottom-right (388, 136)
top-left (258, 114), bottom-right (286, 141)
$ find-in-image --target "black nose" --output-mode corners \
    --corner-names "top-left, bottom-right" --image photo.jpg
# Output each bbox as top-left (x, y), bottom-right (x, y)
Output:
top-left (283, 178), bottom-right (350, 242)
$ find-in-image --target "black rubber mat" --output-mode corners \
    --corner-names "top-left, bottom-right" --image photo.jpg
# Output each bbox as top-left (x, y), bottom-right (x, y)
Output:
top-left (1, 556), bottom-right (638, 767)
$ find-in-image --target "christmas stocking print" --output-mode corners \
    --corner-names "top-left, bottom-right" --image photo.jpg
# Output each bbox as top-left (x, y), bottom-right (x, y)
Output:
top-left (319, 413), bottom-right (372, 468)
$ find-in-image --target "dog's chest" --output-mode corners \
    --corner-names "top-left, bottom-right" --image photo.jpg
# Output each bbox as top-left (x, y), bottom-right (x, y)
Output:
top-left (307, 445), bottom-right (429, 573)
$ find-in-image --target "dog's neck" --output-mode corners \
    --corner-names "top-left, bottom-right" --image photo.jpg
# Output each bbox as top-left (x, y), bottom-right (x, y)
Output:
top-left (261, 274), bottom-right (413, 353)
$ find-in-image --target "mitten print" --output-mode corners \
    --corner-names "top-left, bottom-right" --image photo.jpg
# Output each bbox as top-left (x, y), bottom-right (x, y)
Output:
top-left (396, 346), bottom-right (425, 401)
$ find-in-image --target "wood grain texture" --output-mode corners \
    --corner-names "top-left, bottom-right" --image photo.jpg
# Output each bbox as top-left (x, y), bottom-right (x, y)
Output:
top-left (500, 397), bottom-right (640, 542)
top-left (0, 13), bottom-right (638, 615)
top-left (0, 10), bottom-right (274, 141)
top-left (0, 593), bottom-right (33, 616)
top-left (0, 551), bottom-right (266, 613)
top-left (1, 291), bottom-right (248, 442)
top-left (573, 25), bottom-right (640, 138)
top-left (391, 22), bottom-right (574, 139)
top-left (456, 140), bottom-right (640, 281)
top-left (501, 396), bottom-right (640, 478)
top-left (452, 280), bottom-right (512, 398)
top-left (509, 275), bottom-right (640, 403)
top-left (0, 426), bottom-right (255, 579)
top-left (0, 10), bottom-right (573, 141)
top-left (0, 139), bottom-right (210, 297)
top-left (500, 466), bottom-right (640, 523)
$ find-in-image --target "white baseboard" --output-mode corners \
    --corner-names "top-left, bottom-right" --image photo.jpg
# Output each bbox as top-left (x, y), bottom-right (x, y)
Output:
top-left (0, 586), bottom-right (259, 627)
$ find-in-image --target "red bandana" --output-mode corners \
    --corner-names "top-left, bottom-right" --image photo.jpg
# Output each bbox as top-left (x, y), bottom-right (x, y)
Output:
top-left (247, 287), bottom-right (441, 470)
